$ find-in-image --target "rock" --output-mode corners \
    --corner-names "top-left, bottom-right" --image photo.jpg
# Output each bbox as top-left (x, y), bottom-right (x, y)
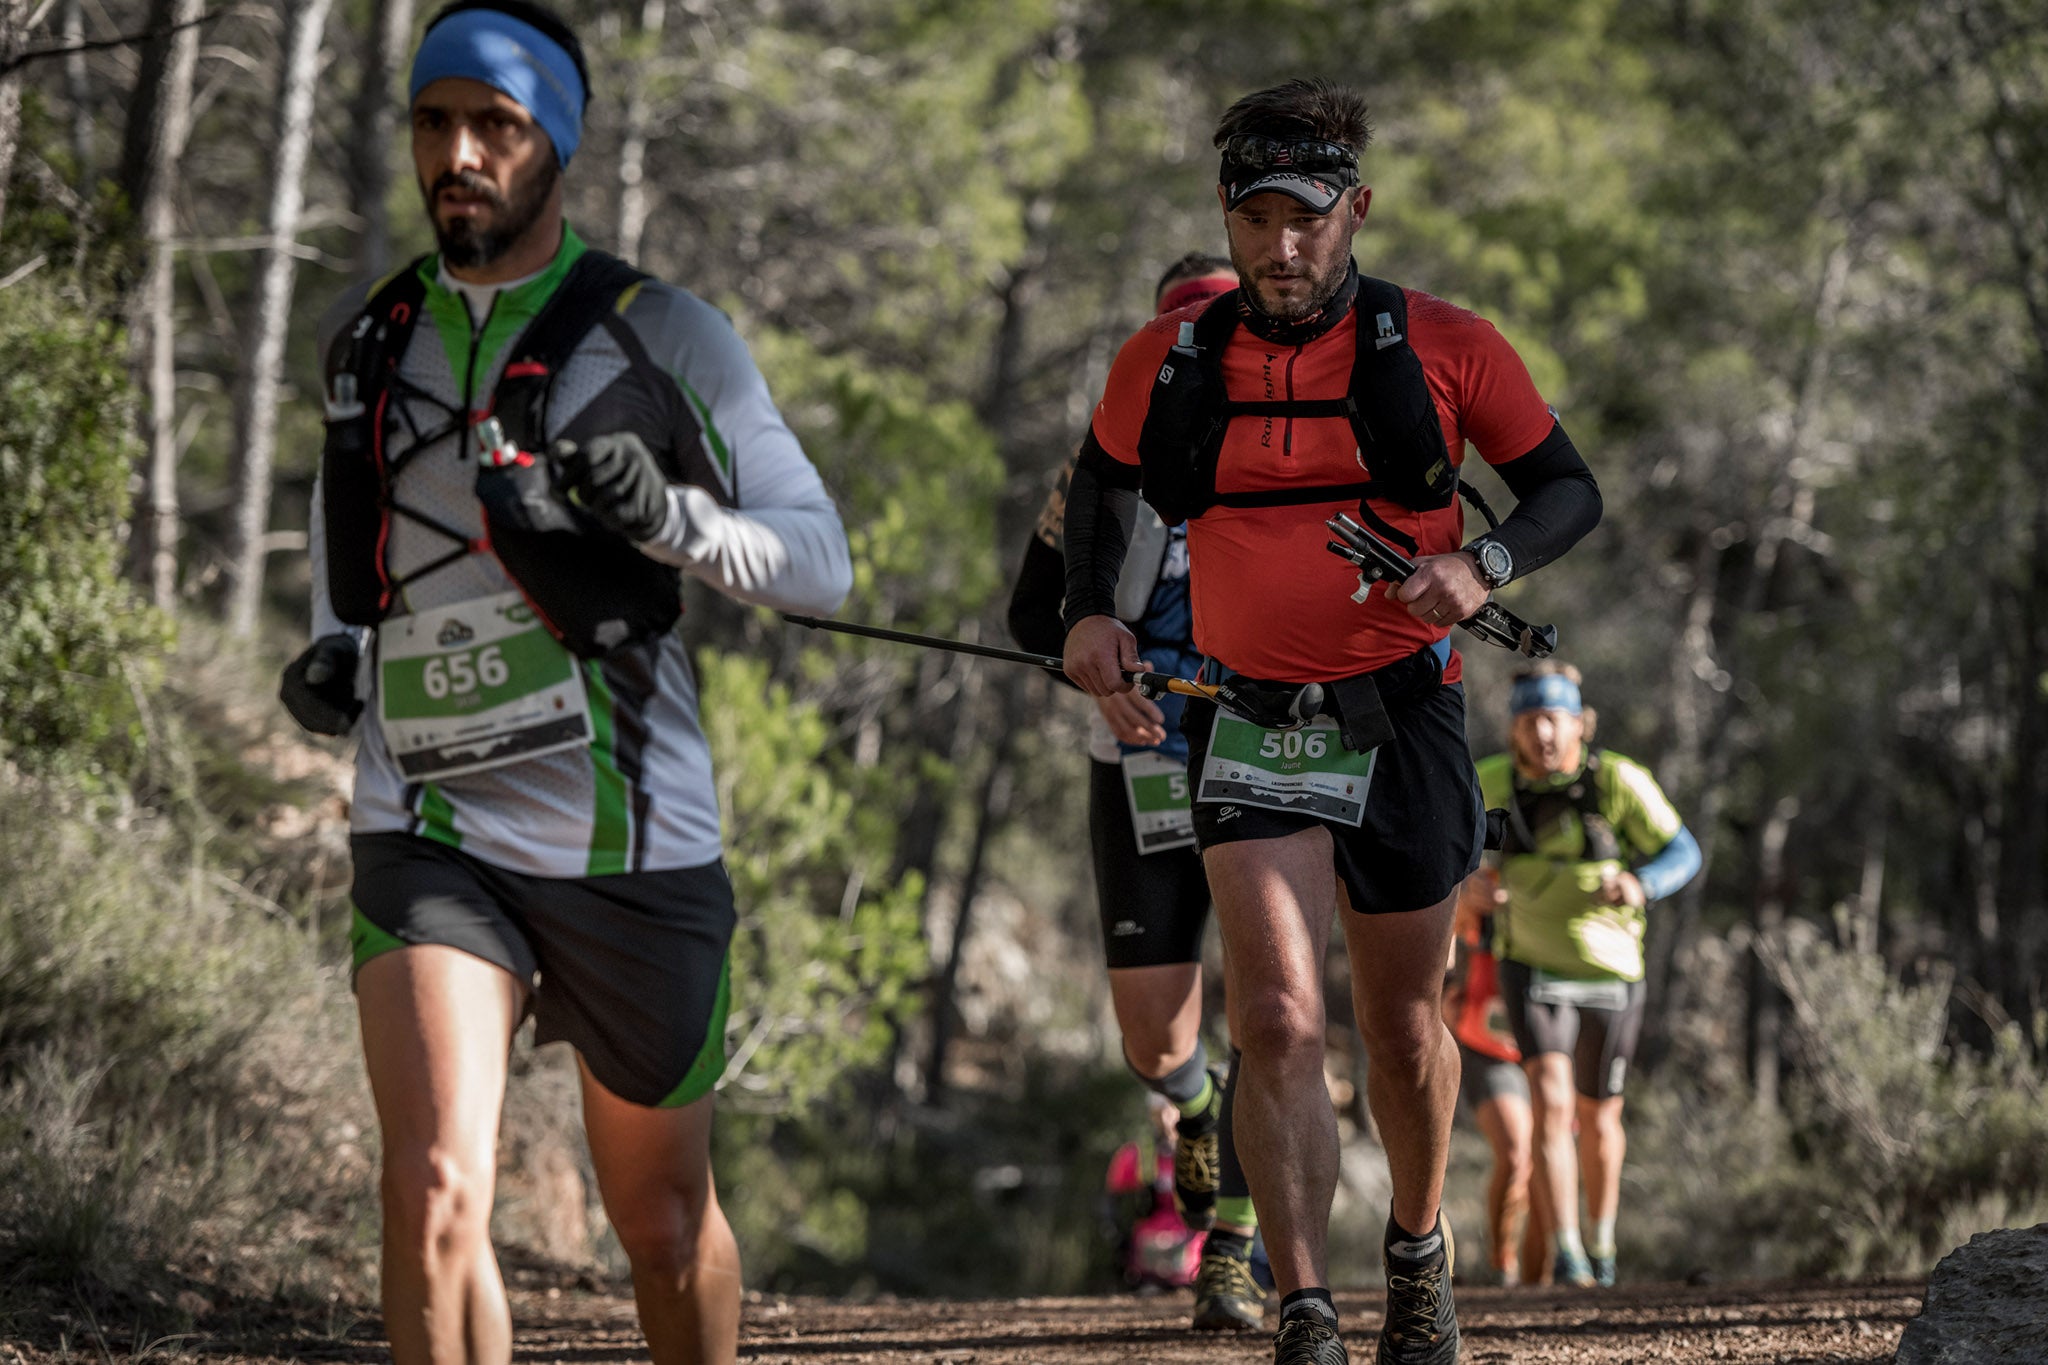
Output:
top-left (1895, 1224), bottom-right (2048, 1363)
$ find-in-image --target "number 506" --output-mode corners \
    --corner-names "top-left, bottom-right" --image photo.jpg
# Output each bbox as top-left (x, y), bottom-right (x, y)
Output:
top-left (1258, 729), bottom-right (1328, 761)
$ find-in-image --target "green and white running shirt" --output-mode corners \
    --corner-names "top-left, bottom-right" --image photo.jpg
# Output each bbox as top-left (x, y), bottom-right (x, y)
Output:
top-left (308, 228), bottom-right (851, 878)
top-left (1475, 750), bottom-right (1683, 983)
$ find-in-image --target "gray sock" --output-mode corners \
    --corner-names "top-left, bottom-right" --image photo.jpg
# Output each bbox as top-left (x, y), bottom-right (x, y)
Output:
top-left (1129, 1039), bottom-right (1210, 1107)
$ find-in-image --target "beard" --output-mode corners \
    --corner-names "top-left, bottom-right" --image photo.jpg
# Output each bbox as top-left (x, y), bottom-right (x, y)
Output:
top-left (1231, 240), bottom-right (1352, 324)
top-left (423, 158), bottom-right (561, 269)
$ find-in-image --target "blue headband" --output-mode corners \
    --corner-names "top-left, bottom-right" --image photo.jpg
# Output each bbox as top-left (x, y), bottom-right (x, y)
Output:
top-left (410, 9), bottom-right (585, 166)
top-left (1510, 674), bottom-right (1582, 717)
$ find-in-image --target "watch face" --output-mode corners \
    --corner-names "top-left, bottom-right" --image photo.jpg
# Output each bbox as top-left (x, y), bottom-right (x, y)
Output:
top-left (1480, 542), bottom-right (1512, 583)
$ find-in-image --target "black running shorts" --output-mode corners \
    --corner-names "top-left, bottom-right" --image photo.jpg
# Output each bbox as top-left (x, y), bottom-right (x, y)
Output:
top-left (347, 831), bottom-right (736, 1109)
top-left (1180, 667), bottom-right (1484, 917)
top-left (1088, 757), bottom-right (1212, 969)
top-left (1457, 1042), bottom-right (1530, 1120)
top-left (1496, 958), bottom-right (1646, 1101)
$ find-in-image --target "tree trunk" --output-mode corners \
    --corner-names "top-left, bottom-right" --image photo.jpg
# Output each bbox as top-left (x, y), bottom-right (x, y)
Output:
top-left (117, 0), bottom-right (202, 225)
top-left (226, 0), bottom-right (336, 636)
top-left (1747, 795), bottom-right (1798, 1112)
top-left (613, 0), bottom-right (664, 265)
top-left (120, 0), bottom-right (202, 608)
top-left (925, 725), bottom-right (1017, 1107)
top-left (63, 0), bottom-right (91, 184)
top-left (1961, 14), bottom-right (2048, 1036)
top-left (0, 0), bottom-right (30, 228)
top-left (346, 0), bottom-right (413, 277)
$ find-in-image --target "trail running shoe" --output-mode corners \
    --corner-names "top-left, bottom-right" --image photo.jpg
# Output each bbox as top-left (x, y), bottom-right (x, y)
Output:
top-left (1172, 1067), bottom-right (1224, 1230)
top-left (1590, 1252), bottom-right (1616, 1287)
top-left (1554, 1245), bottom-right (1597, 1288)
top-left (1376, 1218), bottom-right (1460, 1365)
top-left (1273, 1311), bottom-right (1349, 1365)
top-left (1192, 1241), bottom-right (1265, 1332)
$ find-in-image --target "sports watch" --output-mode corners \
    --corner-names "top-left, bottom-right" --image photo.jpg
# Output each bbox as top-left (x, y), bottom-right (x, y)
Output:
top-left (1467, 537), bottom-right (1513, 590)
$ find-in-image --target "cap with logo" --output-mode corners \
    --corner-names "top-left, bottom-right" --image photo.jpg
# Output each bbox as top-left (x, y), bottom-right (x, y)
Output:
top-left (1218, 132), bottom-right (1360, 214)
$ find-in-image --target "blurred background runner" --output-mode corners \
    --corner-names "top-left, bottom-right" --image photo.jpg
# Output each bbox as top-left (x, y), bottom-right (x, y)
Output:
top-left (1010, 253), bottom-right (1267, 1333)
top-left (1477, 661), bottom-right (1702, 1287)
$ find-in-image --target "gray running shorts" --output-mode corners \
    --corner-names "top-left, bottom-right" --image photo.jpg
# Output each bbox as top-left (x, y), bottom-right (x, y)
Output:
top-left (1497, 958), bottom-right (1646, 1101)
top-left (1457, 1042), bottom-right (1530, 1120)
top-left (348, 831), bottom-right (735, 1108)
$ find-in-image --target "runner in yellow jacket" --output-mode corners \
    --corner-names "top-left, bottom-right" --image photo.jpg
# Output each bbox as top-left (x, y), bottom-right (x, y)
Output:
top-left (1474, 661), bottom-right (1700, 1289)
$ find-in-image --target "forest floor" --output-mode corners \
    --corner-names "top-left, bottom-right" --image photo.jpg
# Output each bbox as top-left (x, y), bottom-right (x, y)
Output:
top-left (1, 1271), bottom-right (1923, 1364)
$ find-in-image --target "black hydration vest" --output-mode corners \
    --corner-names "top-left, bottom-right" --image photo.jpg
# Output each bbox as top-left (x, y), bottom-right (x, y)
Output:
top-left (320, 250), bottom-right (720, 658)
top-left (1132, 276), bottom-right (1466, 550)
top-left (1500, 750), bottom-right (1622, 863)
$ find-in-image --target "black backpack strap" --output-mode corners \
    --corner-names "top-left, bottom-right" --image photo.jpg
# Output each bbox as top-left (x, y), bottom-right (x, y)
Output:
top-left (488, 250), bottom-right (651, 452)
top-left (1502, 750), bottom-right (1620, 862)
top-left (1347, 276), bottom-right (1457, 513)
top-left (320, 259), bottom-right (433, 625)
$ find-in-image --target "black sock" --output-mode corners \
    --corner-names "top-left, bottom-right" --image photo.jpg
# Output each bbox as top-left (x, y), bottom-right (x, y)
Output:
top-left (1280, 1287), bottom-right (1337, 1327)
top-left (1206, 1228), bottom-right (1252, 1260)
top-left (1385, 1213), bottom-right (1443, 1261)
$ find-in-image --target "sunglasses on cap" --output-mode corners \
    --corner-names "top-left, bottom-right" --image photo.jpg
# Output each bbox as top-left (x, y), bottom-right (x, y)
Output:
top-left (1219, 134), bottom-right (1358, 176)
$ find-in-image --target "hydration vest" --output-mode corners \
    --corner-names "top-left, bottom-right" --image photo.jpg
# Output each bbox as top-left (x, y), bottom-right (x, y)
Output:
top-left (1500, 750), bottom-right (1622, 864)
top-left (320, 249), bottom-right (721, 658)
top-left (1133, 275), bottom-right (1468, 550)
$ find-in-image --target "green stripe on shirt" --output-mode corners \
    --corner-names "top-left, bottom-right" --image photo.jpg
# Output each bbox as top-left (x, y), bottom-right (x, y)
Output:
top-left (674, 375), bottom-right (734, 488)
top-left (583, 660), bottom-right (633, 876)
top-left (418, 783), bottom-right (462, 848)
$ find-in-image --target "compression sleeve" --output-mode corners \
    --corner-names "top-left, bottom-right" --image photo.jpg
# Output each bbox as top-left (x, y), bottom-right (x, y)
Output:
top-left (629, 288), bottom-right (853, 614)
top-left (1482, 422), bottom-right (1603, 582)
top-left (1007, 533), bottom-right (1069, 659)
top-left (1633, 824), bottom-right (1703, 901)
top-left (1061, 437), bottom-right (1141, 633)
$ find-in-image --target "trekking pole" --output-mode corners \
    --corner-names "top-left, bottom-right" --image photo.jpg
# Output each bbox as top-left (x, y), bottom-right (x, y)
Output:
top-left (780, 614), bottom-right (1325, 727)
top-left (1325, 512), bottom-right (1557, 658)
top-left (781, 613), bottom-right (1203, 700)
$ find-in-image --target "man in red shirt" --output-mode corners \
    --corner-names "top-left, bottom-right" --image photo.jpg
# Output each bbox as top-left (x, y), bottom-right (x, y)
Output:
top-left (1061, 79), bottom-right (1600, 1365)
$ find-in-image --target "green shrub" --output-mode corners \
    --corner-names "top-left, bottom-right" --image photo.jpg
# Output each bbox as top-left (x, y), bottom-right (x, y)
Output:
top-left (0, 777), bottom-right (374, 1308)
top-left (0, 279), bottom-right (170, 779)
top-left (1624, 928), bottom-right (2048, 1280)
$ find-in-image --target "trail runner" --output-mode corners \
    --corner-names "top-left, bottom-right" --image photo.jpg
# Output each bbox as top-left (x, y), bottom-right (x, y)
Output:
top-left (1059, 78), bottom-right (1602, 1365)
top-left (279, 3), bottom-right (850, 1359)
top-left (1477, 661), bottom-right (1701, 1288)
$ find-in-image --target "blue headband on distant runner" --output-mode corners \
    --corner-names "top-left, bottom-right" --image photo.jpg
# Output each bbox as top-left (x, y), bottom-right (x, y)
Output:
top-left (1510, 674), bottom-right (1582, 716)
top-left (409, 8), bottom-right (585, 166)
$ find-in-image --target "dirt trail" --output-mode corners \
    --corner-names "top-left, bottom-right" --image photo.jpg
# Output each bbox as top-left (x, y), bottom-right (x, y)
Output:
top-left (8, 1279), bottom-right (1920, 1364)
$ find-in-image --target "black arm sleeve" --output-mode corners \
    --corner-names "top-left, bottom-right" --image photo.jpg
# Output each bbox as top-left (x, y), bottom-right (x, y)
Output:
top-left (1006, 532), bottom-right (1069, 659)
top-left (1060, 435), bottom-right (1141, 633)
top-left (1481, 422), bottom-right (1602, 581)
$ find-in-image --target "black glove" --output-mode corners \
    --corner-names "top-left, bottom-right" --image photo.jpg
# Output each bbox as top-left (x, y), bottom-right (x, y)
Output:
top-left (280, 632), bottom-right (363, 736)
top-left (553, 433), bottom-right (672, 542)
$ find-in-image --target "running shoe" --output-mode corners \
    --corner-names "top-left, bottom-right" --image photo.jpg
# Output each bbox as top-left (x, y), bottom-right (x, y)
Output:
top-left (1376, 1217), bottom-right (1459, 1365)
top-left (1172, 1067), bottom-right (1224, 1230)
top-left (1553, 1246), bottom-right (1597, 1288)
top-left (1273, 1311), bottom-right (1349, 1365)
top-left (1192, 1240), bottom-right (1265, 1332)
top-left (1590, 1252), bottom-right (1616, 1287)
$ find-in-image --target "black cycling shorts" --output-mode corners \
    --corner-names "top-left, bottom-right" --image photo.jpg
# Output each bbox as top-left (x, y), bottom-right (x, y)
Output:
top-left (1179, 666), bottom-right (1484, 916)
top-left (348, 831), bottom-right (736, 1109)
top-left (1497, 958), bottom-right (1647, 1101)
top-left (1088, 757), bottom-right (1212, 969)
top-left (1457, 1042), bottom-right (1530, 1119)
